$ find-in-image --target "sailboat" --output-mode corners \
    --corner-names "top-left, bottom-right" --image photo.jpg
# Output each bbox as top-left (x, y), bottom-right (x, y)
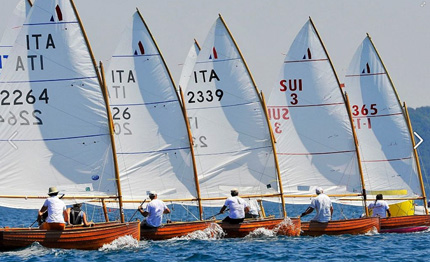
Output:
top-left (0, 0), bottom-right (32, 76)
top-left (178, 39), bottom-right (200, 91)
top-left (267, 18), bottom-right (379, 236)
top-left (104, 10), bottom-right (213, 240)
top-left (344, 34), bottom-right (430, 233)
top-left (183, 14), bottom-right (301, 238)
top-left (0, 0), bottom-right (139, 250)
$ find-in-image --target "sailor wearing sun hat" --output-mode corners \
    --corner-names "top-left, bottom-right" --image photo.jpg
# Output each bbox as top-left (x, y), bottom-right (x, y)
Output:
top-left (138, 191), bottom-right (171, 228)
top-left (37, 186), bottom-right (68, 230)
top-left (300, 187), bottom-right (333, 222)
top-left (219, 188), bottom-right (250, 224)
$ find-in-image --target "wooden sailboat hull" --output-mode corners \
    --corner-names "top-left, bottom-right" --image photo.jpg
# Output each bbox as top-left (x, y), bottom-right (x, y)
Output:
top-left (140, 221), bottom-right (213, 240)
top-left (380, 215), bottom-right (430, 233)
top-left (301, 217), bottom-right (380, 236)
top-left (219, 218), bottom-right (301, 238)
top-left (0, 221), bottom-right (140, 251)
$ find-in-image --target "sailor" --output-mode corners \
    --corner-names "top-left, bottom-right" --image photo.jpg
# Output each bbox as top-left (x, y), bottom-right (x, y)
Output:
top-left (67, 203), bottom-right (94, 227)
top-left (138, 191), bottom-right (171, 228)
top-left (300, 187), bottom-right (333, 222)
top-left (38, 187), bottom-right (68, 230)
top-left (219, 188), bottom-right (250, 224)
top-left (368, 194), bottom-right (391, 218)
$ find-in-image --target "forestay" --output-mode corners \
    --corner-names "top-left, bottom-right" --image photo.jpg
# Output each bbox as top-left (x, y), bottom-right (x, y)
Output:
top-left (0, 0), bottom-right (117, 209)
top-left (344, 36), bottom-right (421, 201)
top-left (0, 0), bottom-right (32, 76)
top-left (106, 11), bottom-right (198, 207)
top-left (267, 19), bottom-right (363, 204)
top-left (184, 16), bottom-right (280, 202)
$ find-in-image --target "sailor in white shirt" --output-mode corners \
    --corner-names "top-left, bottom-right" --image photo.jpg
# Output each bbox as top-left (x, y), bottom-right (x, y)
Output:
top-left (300, 187), bottom-right (333, 223)
top-left (219, 188), bottom-right (250, 224)
top-left (38, 186), bottom-right (67, 230)
top-left (368, 194), bottom-right (391, 218)
top-left (138, 191), bottom-right (171, 228)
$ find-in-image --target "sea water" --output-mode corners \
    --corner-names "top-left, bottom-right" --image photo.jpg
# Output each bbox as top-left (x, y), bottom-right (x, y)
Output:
top-left (1, 203), bottom-right (429, 261)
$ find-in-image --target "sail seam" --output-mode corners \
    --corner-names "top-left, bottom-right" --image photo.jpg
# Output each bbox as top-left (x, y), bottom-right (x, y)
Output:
top-left (345, 72), bottom-right (386, 77)
top-left (194, 145), bottom-right (272, 156)
top-left (1, 133), bottom-right (108, 142)
top-left (117, 146), bottom-right (190, 155)
top-left (352, 112), bottom-right (402, 118)
top-left (110, 100), bottom-right (177, 107)
top-left (112, 54), bottom-right (159, 58)
top-left (0, 76), bottom-right (98, 84)
top-left (284, 58), bottom-right (328, 63)
top-left (278, 150), bottom-right (355, 156)
top-left (362, 156), bottom-right (413, 163)
top-left (268, 102), bottom-right (344, 108)
top-left (187, 101), bottom-right (258, 110)
top-left (195, 57), bottom-right (241, 64)
top-left (23, 21), bottom-right (78, 26)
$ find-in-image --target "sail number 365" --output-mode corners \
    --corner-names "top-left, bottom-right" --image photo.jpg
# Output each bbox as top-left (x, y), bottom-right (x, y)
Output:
top-left (351, 104), bottom-right (377, 116)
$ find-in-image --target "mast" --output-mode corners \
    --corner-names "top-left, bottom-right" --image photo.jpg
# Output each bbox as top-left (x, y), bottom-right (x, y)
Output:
top-left (100, 61), bottom-right (125, 223)
top-left (309, 17), bottom-right (368, 214)
top-left (404, 102), bottom-right (428, 214)
top-left (179, 87), bottom-right (203, 220)
top-left (71, 0), bottom-right (124, 222)
top-left (367, 33), bottom-right (426, 209)
top-left (344, 93), bottom-right (369, 216)
top-left (218, 14), bottom-right (285, 212)
top-left (27, 0), bottom-right (33, 6)
top-left (260, 91), bottom-right (287, 217)
top-left (137, 9), bottom-right (203, 219)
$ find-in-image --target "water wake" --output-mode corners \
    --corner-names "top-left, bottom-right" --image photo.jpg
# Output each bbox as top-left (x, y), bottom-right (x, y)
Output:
top-left (365, 226), bottom-right (379, 236)
top-left (99, 235), bottom-right (139, 251)
top-left (173, 223), bottom-right (225, 240)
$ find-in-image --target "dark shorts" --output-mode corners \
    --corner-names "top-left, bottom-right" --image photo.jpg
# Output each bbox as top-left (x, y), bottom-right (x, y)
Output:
top-left (222, 216), bottom-right (244, 224)
top-left (140, 220), bottom-right (158, 229)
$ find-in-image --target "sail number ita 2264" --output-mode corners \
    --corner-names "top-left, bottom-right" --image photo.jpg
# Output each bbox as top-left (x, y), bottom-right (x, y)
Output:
top-left (0, 89), bottom-right (49, 125)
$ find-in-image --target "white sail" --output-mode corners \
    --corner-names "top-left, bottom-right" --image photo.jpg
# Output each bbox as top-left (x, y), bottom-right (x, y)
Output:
top-left (178, 40), bottom-right (200, 90)
top-left (344, 35), bottom-right (421, 200)
top-left (267, 19), bottom-right (363, 204)
top-left (106, 11), bottom-right (198, 206)
top-left (0, 0), bottom-right (117, 209)
top-left (184, 16), bottom-right (280, 202)
top-left (0, 0), bottom-right (32, 76)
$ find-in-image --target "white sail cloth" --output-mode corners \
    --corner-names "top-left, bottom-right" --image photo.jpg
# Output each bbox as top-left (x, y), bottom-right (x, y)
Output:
top-left (268, 20), bottom-right (363, 204)
top-left (0, 0), bottom-right (32, 76)
top-left (0, 0), bottom-right (117, 209)
top-left (344, 36), bottom-right (421, 201)
top-left (184, 17), bottom-right (280, 202)
top-left (106, 11), bottom-right (199, 208)
top-left (178, 40), bottom-right (200, 90)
